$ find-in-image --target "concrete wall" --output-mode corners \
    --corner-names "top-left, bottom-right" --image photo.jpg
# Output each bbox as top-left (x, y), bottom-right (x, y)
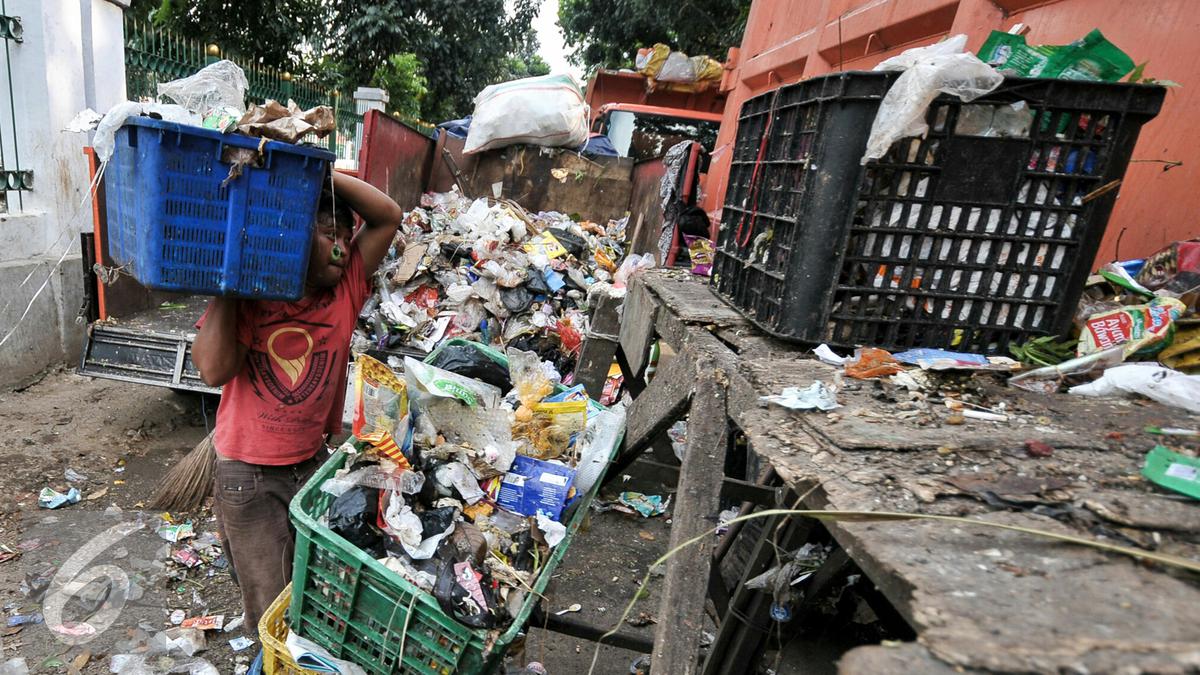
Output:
top-left (0, 0), bottom-right (125, 388)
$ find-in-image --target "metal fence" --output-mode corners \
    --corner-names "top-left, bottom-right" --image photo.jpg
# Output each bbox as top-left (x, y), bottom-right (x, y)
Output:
top-left (123, 15), bottom-right (360, 162)
top-left (0, 7), bottom-right (31, 213)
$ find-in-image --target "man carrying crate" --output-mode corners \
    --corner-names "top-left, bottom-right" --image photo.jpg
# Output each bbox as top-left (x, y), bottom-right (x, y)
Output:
top-left (192, 172), bottom-right (404, 636)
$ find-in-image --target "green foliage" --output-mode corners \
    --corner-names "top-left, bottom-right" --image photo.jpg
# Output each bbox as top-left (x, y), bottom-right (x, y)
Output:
top-left (126, 0), bottom-right (328, 75)
top-left (129, 0), bottom-right (545, 120)
top-left (371, 54), bottom-right (428, 119)
top-left (558, 0), bottom-right (751, 69)
top-left (1009, 335), bottom-right (1077, 367)
top-left (326, 0), bottom-right (541, 121)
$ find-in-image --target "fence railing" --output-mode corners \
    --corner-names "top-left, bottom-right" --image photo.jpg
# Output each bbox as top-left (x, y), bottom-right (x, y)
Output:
top-left (0, 9), bottom-right (31, 213)
top-left (123, 16), bottom-right (360, 161)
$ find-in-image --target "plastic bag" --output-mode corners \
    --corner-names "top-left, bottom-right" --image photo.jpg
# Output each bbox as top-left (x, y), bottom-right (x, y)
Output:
top-left (156, 60), bottom-right (248, 116)
top-left (1069, 363), bottom-right (1200, 413)
top-left (428, 343), bottom-right (513, 393)
top-left (614, 253), bottom-right (656, 289)
top-left (862, 35), bottom-right (1003, 164)
top-left (434, 560), bottom-right (501, 628)
top-left (464, 73), bottom-right (589, 154)
top-left (93, 101), bottom-right (200, 161)
top-left (683, 235), bottom-right (714, 276)
top-left (352, 355), bottom-right (410, 461)
top-left (977, 29), bottom-right (1133, 82)
top-left (574, 406), bottom-right (626, 493)
top-left (507, 348), bottom-right (554, 410)
top-left (382, 495), bottom-right (457, 560)
top-left (1077, 297), bottom-right (1185, 358)
top-left (844, 347), bottom-right (903, 379)
top-left (327, 486), bottom-right (385, 558)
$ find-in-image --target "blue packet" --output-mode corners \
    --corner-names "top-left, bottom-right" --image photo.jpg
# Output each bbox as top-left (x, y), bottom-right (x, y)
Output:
top-left (496, 455), bottom-right (576, 521)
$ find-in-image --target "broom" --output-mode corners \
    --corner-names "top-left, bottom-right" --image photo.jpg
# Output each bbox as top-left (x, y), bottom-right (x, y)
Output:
top-left (148, 430), bottom-right (217, 512)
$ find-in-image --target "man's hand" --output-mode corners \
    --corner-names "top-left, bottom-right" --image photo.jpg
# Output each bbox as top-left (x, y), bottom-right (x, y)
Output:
top-left (192, 297), bottom-right (248, 387)
top-left (333, 172), bottom-right (404, 278)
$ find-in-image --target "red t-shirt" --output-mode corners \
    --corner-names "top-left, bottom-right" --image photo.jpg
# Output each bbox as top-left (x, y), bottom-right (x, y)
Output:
top-left (202, 247), bottom-right (370, 465)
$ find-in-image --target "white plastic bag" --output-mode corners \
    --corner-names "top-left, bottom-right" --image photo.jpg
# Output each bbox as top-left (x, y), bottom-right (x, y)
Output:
top-left (156, 59), bottom-right (248, 116)
top-left (861, 35), bottom-right (1003, 164)
top-left (1069, 364), bottom-right (1200, 413)
top-left (464, 74), bottom-right (589, 154)
top-left (93, 101), bottom-right (201, 161)
top-left (574, 405), bottom-right (626, 494)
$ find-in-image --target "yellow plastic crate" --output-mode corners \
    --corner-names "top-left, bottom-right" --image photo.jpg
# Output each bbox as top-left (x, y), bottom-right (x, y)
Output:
top-left (260, 583), bottom-right (318, 675)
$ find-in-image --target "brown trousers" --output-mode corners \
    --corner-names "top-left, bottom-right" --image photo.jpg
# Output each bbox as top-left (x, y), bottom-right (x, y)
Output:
top-left (213, 453), bottom-right (322, 636)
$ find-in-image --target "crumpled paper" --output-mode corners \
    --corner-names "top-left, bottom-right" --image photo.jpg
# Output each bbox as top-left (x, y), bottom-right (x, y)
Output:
top-left (237, 99), bottom-right (335, 143)
top-left (760, 381), bottom-right (840, 411)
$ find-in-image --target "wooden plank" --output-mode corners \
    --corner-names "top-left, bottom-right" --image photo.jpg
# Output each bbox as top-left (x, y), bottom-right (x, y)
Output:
top-left (619, 276), bottom-right (658, 377)
top-left (644, 272), bottom-right (746, 326)
top-left (651, 359), bottom-right (730, 675)
top-left (734, 377), bottom-right (1200, 673)
top-left (605, 349), bottom-right (695, 485)
top-left (573, 292), bottom-right (624, 400)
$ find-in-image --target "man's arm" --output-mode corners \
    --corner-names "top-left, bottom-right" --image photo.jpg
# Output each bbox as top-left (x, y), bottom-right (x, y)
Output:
top-left (334, 172), bottom-right (404, 277)
top-left (192, 297), bottom-right (248, 387)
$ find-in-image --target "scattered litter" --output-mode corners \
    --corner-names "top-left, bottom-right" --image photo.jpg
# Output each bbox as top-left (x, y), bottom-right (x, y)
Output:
top-left (760, 382), bottom-right (839, 411)
top-left (1142, 446), bottom-right (1200, 500)
top-left (638, 530), bottom-right (656, 542)
top-left (228, 636), bottom-right (254, 652)
top-left (1024, 440), bottom-right (1054, 459)
top-left (222, 615), bottom-right (244, 633)
top-left (157, 522), bottom-right (195, 543)
top-left (716, 508), bottom-right (740, 536)
top-left (85, 487), bottom-right (109, 501)
top-left (892, 348), bottom-right (1020, 371)
top-left (181, 615), bottom-right (224, 631)
top-left (555, 603), bottom-right (582, 616)
top-left (5, 614), bottom-right (42, 627)
top-left (813, 344), bottom-right (847, 366)
top-left (536, 513), bottom-right (567, 548)
top-left (1069, 363), bottom-right (1200, 413)
top-left (617, 492), bottom-right (669, 518)
top-left (626, 612), bottom-right (656, 627)
top-left (169, 609), bottom-right (185, 625)
top-left (844, 347), bottom-right (903, 379)
top-left (38, 487), bottom-right (80, 509)
top-left (64, 468), bottom-right (88, 483)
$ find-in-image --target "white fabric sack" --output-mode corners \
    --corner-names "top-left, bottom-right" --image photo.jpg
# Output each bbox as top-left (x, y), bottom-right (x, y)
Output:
top-left (464, 73), bottom-right (589, 154)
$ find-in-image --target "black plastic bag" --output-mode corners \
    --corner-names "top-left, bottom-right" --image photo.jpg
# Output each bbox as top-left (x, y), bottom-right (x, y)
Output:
top-left (524, 269), bottom-right (552, 296)
top-left (327, 485), bottom-right (385, 558)
top-left (440, 241), bottom-right (473, 262)
top-left (433, 558), bottom-right (502, 628)
top-left (500, 286), bottom-right (535, 314)
top-left (549, 228), bottom-right (587, 257)
top-left (428, 343), bottom-right (513, 392)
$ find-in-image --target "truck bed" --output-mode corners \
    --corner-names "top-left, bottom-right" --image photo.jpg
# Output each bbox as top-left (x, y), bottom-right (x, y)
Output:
top-left (78, 295), bottom-right (217, 393)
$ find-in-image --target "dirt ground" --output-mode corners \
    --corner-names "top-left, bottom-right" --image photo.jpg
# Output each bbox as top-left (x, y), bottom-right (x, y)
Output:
top-left (0, 368), bottom-right (669, 674)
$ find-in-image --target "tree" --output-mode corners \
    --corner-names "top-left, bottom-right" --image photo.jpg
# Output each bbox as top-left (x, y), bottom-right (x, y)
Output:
top-left (558, 0), bottom-right (751, 70)
top-left (127, 0), bottom-right (328, 74)
top-left (499, 28), bottom-right (552, 81)
top-left (325, 0), bottom-right (541, 121)
top-left (371, 54), bottom-right (429, 119)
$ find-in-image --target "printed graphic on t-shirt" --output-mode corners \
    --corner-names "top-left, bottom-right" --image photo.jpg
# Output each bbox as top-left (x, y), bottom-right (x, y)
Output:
top-left (246, 319), bottom-right (336, 407)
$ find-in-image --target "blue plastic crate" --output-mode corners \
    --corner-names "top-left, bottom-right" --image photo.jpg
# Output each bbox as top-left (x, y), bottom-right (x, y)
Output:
top-left (104, 117), bottom-right (334, 300)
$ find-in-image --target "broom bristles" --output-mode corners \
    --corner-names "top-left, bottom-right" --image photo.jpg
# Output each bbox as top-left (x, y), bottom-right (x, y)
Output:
top-left (148, 430), bottom-right (217, 512)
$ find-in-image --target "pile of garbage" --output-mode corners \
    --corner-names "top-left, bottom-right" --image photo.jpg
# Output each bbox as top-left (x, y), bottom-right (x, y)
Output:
top-left (316, 347), bottom-right (624, 634)
top-left (352, 188), bottom-right (651, 375)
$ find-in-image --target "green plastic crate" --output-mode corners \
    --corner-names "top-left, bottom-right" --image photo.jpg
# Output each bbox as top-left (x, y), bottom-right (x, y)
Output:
top-left (289, 339), bottom-right (620, 674)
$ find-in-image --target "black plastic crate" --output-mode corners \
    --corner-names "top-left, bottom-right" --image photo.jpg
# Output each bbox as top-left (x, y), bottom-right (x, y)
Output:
top-left (712, 72), bottom-right (1165, 353)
